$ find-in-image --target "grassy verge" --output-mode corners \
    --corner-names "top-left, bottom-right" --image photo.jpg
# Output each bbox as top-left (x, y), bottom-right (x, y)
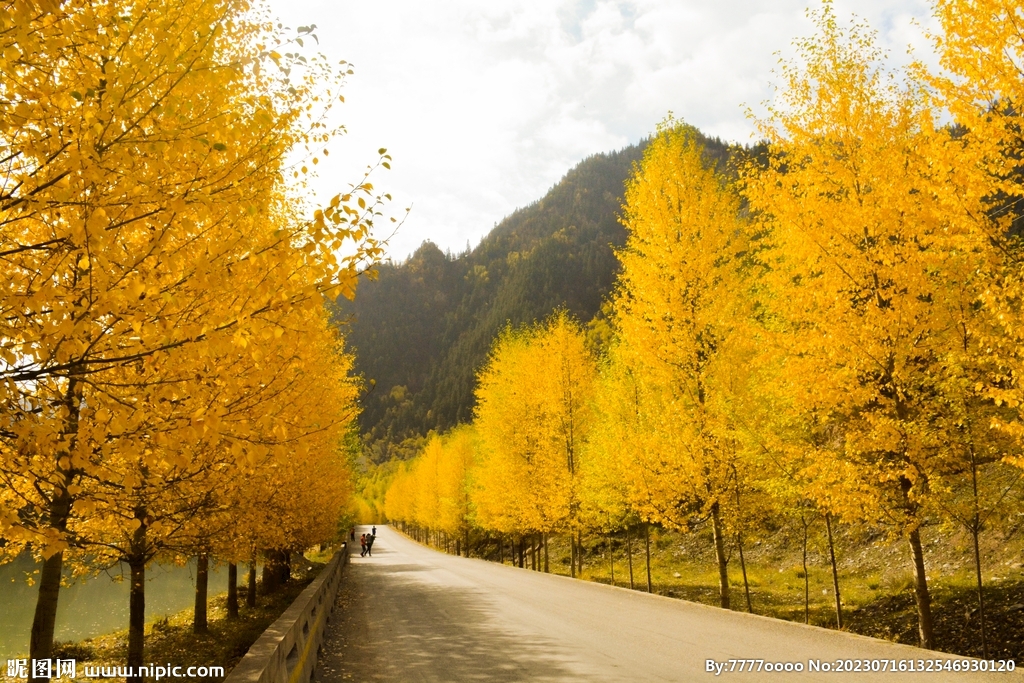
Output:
top-left (448, 524), bottom-right (1024, 662)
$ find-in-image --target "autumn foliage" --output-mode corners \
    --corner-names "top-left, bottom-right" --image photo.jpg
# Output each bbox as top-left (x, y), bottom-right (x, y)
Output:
top-left (0, 0), bottom-right (391, 672)
top-left (384, 0), bottom-right (1024, 655)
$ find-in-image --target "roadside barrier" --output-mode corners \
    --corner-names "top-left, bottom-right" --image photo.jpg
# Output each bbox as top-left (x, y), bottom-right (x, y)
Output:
top-left (223, 545), bottom-right (348, 683)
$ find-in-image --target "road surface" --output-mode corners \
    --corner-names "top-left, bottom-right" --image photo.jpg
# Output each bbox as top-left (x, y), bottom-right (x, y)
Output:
top-left (316, 526), bottom-right (1020, 682)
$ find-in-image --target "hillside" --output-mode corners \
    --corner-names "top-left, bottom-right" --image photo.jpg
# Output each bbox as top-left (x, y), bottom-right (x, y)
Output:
top-left (334, 132), bottom-right (733, 455)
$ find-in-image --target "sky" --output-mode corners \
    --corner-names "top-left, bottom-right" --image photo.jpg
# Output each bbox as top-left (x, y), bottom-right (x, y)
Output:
top-left (266, 0), bottom-right (938, 262)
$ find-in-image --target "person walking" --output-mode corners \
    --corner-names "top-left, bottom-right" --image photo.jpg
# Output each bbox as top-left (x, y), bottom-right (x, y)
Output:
top-left (366, 533), bottom-right (375, 557)
top-left (350, 527), bottom-right (356, 542)
top-left (360, 533), bottom-right (367, 557)
top-left (371, 525), bottom-right (377, 537)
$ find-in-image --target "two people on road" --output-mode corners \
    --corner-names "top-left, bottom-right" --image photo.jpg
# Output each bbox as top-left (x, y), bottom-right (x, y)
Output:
top-left (360, 527), bottom-right (377, 557)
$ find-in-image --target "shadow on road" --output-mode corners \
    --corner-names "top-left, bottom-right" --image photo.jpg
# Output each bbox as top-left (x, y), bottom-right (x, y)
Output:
top-left (319, 547), bottom-right (585, 682)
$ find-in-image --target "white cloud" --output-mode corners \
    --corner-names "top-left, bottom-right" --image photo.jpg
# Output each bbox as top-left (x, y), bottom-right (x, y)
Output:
top-left (267, 0), bottom-right (938, 261)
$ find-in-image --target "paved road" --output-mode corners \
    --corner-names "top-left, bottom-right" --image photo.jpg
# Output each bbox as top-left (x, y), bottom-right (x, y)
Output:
top-left (317, 526), bottom-right (1020, 682)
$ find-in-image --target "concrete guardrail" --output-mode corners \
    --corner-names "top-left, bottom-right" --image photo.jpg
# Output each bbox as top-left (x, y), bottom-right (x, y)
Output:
top-left (223, 544), bottom-right (348, 683)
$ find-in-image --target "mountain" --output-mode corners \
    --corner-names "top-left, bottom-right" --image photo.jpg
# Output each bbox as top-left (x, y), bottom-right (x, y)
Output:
top-left (333, 132), bottom-right (734, 458)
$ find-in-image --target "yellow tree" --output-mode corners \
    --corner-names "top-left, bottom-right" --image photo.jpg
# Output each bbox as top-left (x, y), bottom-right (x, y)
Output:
top-left (472, 312), bottom-right (595, 574)
top-left (929, 0), bottom-right (1024, 469)
top-left (412, 435), bottom-right (442, 542)
top-left (57, 301), bottom-right (358, 664)
top-left (584, 347), bottom-right (657, 590)
top-left (187, 305), bottom-right (359, 630)
top-left (610, 121), bottom-right (751, 609)
top-left (436, 426), bottom-right (477, 556)
top-left (920, 1), bottom-right (1024, 653)
top-left (384, 462), bottom-right (417, 531)
top-left (0, 0), bottom-right (388, 668)
top-left (742, 4), bottom-right (1008, 647)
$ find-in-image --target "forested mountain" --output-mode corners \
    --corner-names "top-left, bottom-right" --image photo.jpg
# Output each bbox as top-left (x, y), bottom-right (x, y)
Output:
top-left (334, 132), bottom-right (732, 456)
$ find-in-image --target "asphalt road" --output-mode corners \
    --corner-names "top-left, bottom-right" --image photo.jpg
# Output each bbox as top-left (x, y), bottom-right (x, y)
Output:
top-left (316, 525), bottom-right (1020, 682)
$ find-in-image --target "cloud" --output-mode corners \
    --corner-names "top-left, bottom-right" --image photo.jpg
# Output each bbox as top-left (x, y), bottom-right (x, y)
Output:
top-left (268, 0), bottom-right (937, 261)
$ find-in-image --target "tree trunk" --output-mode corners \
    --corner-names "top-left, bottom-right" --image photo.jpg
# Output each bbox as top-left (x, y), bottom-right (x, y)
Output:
top-left (710, 502), bottom-right (730, 609)
top-left (29, 548), bottom-right (65, 673)
top-left (577, 530), bottom-right (584, 577)
top-left (127, 556), bottom-right (146, 683)
top-left (465, 528), bottom-right (470, 558)
top-left (126, 512), bottom-right (148, 683)
top-left (246, 561), bottom-right (257, 608)
top-left (908, 527), bottom-right (935, 649)
top-left (825, 513), bottom-right (843, 629)
top-left (543, 533), bottom-right (549, 573)
top-left (971, 522), bottom-right (989, 659)
top-left (29, 406), bottom-right (78, 673)
top-left (734, 482), bottom-right (752, 613)
top-left (626, 527), bottom-right (635, 590)
top-left (266, 549), bottom-right (291, 592)
top-left (609, 536), bottom-right (615, 585)
top-left (227, 563), bottom-right (238, 619)
top-left (644, 523), bottom-right (652, 594)
top-left (737, 533), bottom-right (752, 614)
top-left (968, 452), bottom-right (989, 659)
top-left (262, 555), bottom-right (276, 595)
top-left (570, 534), bottom-right (576, 578)
top-left (518, 536), bottom-right (524, 568)
top-left (193, 553), bottom-right (209, 633)
top-left (801, 513), bottom-right (810, 624)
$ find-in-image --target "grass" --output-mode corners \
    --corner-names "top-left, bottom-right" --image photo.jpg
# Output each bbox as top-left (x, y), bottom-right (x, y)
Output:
top-left (3, 554), bottom-right (330, 683)
top-left (460, 522), bottom-right (1024, 662)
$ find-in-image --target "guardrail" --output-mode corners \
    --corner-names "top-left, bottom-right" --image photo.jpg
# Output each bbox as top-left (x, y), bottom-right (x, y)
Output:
top-left (223, 544), bottom-right (348, 683)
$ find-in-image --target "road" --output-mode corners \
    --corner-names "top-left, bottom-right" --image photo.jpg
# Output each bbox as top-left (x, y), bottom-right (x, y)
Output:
top-left (316, 525), bottom-right (1020, 682)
